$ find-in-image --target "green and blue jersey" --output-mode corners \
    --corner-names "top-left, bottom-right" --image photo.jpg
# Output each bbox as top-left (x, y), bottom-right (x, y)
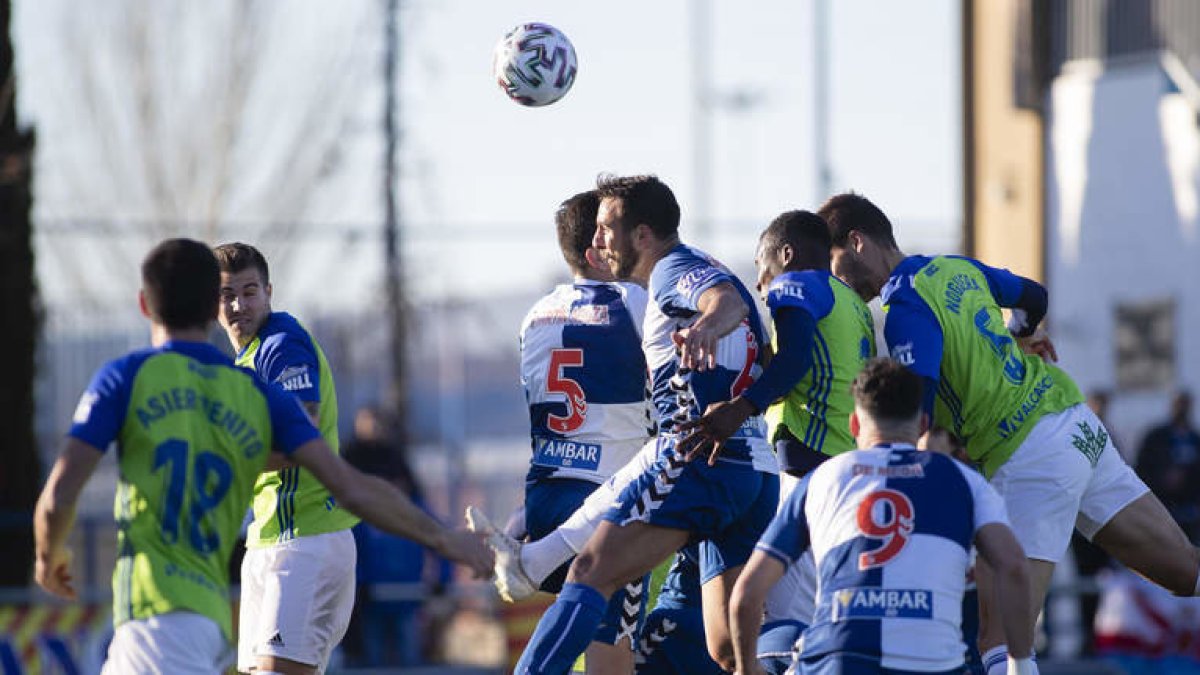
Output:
top-left (235, 311), bottom-right (358, 547)
top-left (68, 340), bottom-right (321, 639)
top-left (882, 255), bottom-right (1083, 477)
top-left (753, 271), bottom-right (876, 470)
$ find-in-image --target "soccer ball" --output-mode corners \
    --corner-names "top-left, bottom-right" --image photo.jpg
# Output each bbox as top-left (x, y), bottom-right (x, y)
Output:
top-left (492, 23), bottom-right (578, 107)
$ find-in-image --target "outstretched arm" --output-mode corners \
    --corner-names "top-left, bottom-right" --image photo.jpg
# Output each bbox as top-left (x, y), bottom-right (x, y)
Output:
top-left (34, 438), bottom-right (104, 600)
top-left (288, 441), bottom-right (494, 578)
top-left (673, 281), bottom-right (749, 372)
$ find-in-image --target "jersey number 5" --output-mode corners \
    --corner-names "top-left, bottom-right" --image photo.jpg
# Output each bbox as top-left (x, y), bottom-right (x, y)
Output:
top-left (154, 439), bottom-right (234, 555)
top-left (547, 348), bottom-right (586, 433)
top-left (856, 488), bottom-right (915, 570)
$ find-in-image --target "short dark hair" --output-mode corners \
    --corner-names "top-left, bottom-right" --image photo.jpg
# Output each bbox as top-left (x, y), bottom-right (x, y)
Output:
top-left (817, 192), bottom-right (898, 250)
top-left (851, 357), bottom-right (924, 424)
top-left (760, 210), bottom-right (832, 269)
top-left (595, 174), bottom-right (680, 240)
top-left (555, 190), bottom-right (600, 274)
top-left (141, 238), bottom-right (221, 330)
top-left (212, 242), bottom-right (270, 285)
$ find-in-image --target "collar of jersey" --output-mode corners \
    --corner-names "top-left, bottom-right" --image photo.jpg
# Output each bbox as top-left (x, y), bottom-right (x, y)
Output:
top-left (868, 442), bottom-right (917, 451)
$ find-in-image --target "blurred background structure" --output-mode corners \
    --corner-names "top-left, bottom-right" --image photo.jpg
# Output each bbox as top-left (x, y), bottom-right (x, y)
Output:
top-left (3, 0), bottom-right (1200, 673)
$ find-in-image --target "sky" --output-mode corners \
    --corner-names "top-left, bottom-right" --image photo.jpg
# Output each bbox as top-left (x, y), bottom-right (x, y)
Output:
top-left (16, 0), bottom-right (961, 317)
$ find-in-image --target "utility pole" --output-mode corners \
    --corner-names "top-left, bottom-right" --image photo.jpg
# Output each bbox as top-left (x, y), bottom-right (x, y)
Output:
top-left (690, 0), bottom-right (713, 244)
top-left (813, 0), bottom-right (833, 201)
top-left (382, 0), bottom-right (408, 445)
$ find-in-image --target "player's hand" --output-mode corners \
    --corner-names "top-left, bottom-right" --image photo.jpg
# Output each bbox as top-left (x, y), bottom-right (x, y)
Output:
top-left (439, 528), bottom-right (495, 580)
top-left (672, 324), bottom-right (720, 371)
top-left (677, 398), bottom-right (756, 466)
top-left (35, 548), bottom-right (76, 600)
top-left (1017, 329), bottom-right (1058, 363)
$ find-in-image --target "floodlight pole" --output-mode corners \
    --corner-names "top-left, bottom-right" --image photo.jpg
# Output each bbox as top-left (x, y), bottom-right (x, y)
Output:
top-left (814, 0), bottom-right (833, 201)
top-left (383, 0), bottom-right (408, 445)
top-left (690, 0), bottom-right (713, 245)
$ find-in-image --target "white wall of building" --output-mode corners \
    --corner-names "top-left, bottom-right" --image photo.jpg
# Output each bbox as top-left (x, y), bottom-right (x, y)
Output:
top-left (1046, 57), bottom-right (1200, 457)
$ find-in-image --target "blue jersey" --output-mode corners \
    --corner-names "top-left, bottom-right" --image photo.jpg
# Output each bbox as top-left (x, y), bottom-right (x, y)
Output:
top-left (521, 280), bottom-right (653, 485)
top-left (644, 244), bottom-right (773, 469)
top-left (756, 445), bottom-right (1008, 672)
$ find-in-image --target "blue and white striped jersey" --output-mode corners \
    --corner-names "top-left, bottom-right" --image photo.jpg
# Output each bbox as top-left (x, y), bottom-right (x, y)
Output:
top-left (521, 279), bottom-right (654, 485)
top-left (756, 444), bottom-right (1008, 672)
top-left (644, 244), bottom-right (775, 471)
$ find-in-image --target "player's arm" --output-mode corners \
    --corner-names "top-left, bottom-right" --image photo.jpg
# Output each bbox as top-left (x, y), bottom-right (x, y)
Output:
top-left (730, 550), bottom-right (786, 675)
top-left (261, 382), bottom-right (493, 577)
top-left (289, 441), bottom-right (492, 577)
top-left (679, 306), bottom-right (816, 464)
top-left (974, 523), bottom-right (1034, 665)
top-left (674, 281), bottom-right (748, 372)
top-left (968, 259), bottom-right (1056, 362)
top-left (883, 292), bottom-right (945, 421)
top-left (258, 335), bottom-right (323, 469)
top-left (33, 439), bottom-right (104, 600)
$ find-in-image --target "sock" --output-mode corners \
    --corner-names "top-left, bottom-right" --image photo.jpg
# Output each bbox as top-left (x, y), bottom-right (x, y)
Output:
top-left (522, 531), bottom-right (577, 586)
top-left (514, 583), bottom-right (608, 674)
top-left (983, 645), bottom-right (1007, 675)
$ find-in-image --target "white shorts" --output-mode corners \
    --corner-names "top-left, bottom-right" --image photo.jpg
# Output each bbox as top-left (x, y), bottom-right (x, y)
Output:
top-left (237, 529), bottom-right (357, 673)
top-left (990, 403), bottom-right (1148, 562)
top-left (102, 611), bottom-right (232, 675)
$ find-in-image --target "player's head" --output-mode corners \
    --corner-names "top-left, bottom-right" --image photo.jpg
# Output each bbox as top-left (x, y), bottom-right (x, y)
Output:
top-left (213, 242), bottom-right (273, 348)
top-left (849, 357), bottom-right (926, 444)
top-left (755, 210), bottom-right (832, 301)
top-left (555, 190), bottom-right (612, 280)
top-left (139, 238), bottom-right (221, 331)
top-left (593, 174), bottom-right (680, 280)
top-left (817, 192), bottom-right (900, 301)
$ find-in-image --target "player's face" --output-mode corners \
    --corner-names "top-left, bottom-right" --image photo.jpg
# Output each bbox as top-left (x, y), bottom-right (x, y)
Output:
top-left (831, 233), bottom-right (889, 301)
top-left (753, 241), bottom-right (784, 303)
top-left (593, 197), bottom-right (639, 280)
top-left (218, 268), bottom-right (271, 347)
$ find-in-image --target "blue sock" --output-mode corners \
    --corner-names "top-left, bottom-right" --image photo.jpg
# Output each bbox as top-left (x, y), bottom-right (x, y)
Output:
top-left (514, 582), bottom-right (608, 674)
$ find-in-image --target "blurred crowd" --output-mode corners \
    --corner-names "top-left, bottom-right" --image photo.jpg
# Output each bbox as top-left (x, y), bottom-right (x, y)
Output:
top-left (1069, 390), bottom-right (1200, 674)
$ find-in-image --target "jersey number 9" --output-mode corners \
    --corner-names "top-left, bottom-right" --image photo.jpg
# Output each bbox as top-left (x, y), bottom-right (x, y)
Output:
top-left (856, 488), bottom-right (915, 570)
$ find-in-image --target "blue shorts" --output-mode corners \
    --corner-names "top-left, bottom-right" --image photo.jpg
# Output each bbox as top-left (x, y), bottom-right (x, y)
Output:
top-left (758, 619), bottom-right (805, 675)
top-left (800, 652), bottom-right (968, 675)
top-left (635, 604), bottom-right (723, 675)
top-left (525, 477), bottom-right (648, 645)
top-left (605, 437), bottom-right (780, 583)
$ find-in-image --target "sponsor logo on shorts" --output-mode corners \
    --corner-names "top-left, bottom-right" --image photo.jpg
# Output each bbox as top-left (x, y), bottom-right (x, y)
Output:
top-left (532, 437), bottom-right (601, 471)
top-left (1070, 421), bottom-right (1108, 467)
top-left (831, 587), bottom-right (933, 621)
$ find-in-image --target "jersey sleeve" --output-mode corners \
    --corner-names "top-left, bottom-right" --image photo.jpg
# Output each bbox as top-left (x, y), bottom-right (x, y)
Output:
top-left (956, 461), bottom-right (1010, 531)
top-left (259, 380), bottom-right (323, 455)
top-left (742, 307), bottom-right (816, 413)
top-left (963, 258), bottom-right (1047, 338)
top-left (765, 271), bottom-right (834, 321)
top-left (883, 287), bottom-right (944, 416)
top-left (67, 357), bottom-right (136, 452)
top-left (754, 485), bottom-right (810, 567)
top-left (652, 252), bottom-right (734, 314)
top-left (257, 332), bottom-right (322, 404)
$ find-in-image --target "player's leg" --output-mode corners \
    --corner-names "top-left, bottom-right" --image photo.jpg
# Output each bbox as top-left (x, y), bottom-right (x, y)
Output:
top-left (516, 520), bottom-right (690, 674)
top-left (245, 531), bottom-right (357, 675)
top-left (1076, 432), bottom-right (1200, 595)
top-left (698, 466), bottom-right (780, 672)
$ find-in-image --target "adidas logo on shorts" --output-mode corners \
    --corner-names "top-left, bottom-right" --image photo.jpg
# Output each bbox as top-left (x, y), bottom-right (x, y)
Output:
top-left (266, 632), bottom-right (285, 648)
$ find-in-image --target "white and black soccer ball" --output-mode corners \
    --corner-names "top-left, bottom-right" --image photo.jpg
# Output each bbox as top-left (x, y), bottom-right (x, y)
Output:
top-left (492, 22), bottom-right (577, 107)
